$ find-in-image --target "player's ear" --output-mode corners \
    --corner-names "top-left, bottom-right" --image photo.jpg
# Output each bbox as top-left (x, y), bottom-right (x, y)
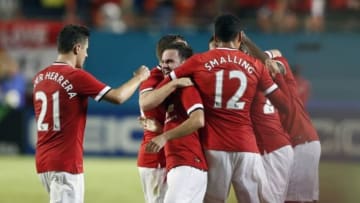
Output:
top-left (237, 32), bottom-right (242, 43)
top-left (73, 44), bottom-right (81, 55)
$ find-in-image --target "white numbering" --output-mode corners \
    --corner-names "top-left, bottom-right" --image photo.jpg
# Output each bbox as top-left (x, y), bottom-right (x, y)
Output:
top-left (214, 70), bottom-right (247, 109)
top-left (35, 91), bottom-right (60, 131)
top-left (263, 99), bottom-right (275, 114)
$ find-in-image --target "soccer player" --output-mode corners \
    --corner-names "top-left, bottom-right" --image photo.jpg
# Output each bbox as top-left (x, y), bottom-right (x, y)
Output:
top-left (137, 34), bottom-right (189, 203)
top-left (211, 31), bottom-right (294, 203)
top-left (269, 53), bottom-right (321, 203)
top-left (144, 43), bottom-right (208, 203)
top-left (242, 41), bottom-right (321, 203)
top-left (32, 24), bottom-right (150, 203)
top-left (237, 33), bottom-right (294, 203)
top-left (149, 14), bottom-right (291, 203)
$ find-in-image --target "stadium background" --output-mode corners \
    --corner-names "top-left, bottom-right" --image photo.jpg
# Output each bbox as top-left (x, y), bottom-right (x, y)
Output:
top-left (1, 0), bottom-right (360, 202)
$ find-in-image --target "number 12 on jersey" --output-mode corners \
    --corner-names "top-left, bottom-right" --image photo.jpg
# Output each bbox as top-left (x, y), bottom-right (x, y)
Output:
top-left (214, 70), bottom-right (247, 110)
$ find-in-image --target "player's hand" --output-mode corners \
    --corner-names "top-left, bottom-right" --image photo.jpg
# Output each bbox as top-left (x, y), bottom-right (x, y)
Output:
top-left (134, 65), bottom-right (150, 82)
top-left (265, 59), bottom-right (281, 78)
top-left (265, 49), bottom-right (283, 58)
top-left (145, 135), bottom-right (167, 153)
top-left (175, 77), bottom-right (193, 88)
top-left (138, 116), bottom-right (163, 133)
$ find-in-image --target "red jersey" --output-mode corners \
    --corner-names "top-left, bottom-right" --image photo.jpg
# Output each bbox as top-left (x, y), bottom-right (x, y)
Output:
top-left (294, 74), bottom-right (311, 105)
top-left (169, 48), bottom-right (279, 152)
top-left (137, 66), bottom-right (166, 168)
top-left (33, 62), bottom-right (110, 174)
top-left (163, 86), bottom-right (207, 171)
top-left (274, 57), bottom-right (319, 146)
top-left (251, 92), bottom-right (291, 153)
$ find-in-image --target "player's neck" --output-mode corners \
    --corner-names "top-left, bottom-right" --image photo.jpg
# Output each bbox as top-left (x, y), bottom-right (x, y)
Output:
top-left (55, 54), bottom-right (76, 68)
top-left (217, 41), bottom-right (239, 50)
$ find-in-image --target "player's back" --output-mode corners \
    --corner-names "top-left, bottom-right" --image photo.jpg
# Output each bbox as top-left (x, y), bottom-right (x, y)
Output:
top-left (33, 62), bottom-right (108, 173)
top-left (251, 91), bottom-right (291, 153)
top-left (274, 57), bottom-right (319, 145)
top-left (171, 48), bottom-right (278, 152)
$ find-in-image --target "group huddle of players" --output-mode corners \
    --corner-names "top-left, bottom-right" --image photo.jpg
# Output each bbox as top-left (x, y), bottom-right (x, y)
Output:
top-left (136, 14), bottom-right (320, 203)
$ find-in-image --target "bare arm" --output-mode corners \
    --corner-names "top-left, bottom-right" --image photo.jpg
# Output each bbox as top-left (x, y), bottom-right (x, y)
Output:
top-left (241, 31), bottom-right (269, 63)
top-left (139, 77), bottom-right (193, 111)
top-left (103, 65), bottom-right (150, 104)
top-left (145, 109), bottom-right (204, 153)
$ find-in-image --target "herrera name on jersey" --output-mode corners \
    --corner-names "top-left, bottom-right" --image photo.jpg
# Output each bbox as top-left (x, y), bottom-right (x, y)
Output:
top-left (33, 71), bottom-right (77, 99)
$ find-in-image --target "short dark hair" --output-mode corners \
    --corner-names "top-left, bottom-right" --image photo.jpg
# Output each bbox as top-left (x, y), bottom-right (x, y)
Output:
top-left (208, 35), bottom-right (214, 44)
top-left (162, 42), bottom-right (193, 61)
top-left (57, 24), bottom-right (90, 54)
top-left (156, 34), bottom-right (186, 61)
top-left (214, 14), bottom-right (242, 42)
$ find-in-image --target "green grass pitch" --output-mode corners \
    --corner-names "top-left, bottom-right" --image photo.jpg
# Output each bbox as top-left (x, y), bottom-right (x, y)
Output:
top-left (1, 155), bottom-right (359, 203)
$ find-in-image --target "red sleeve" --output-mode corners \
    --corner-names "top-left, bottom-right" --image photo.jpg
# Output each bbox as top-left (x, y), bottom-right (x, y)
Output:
top-left (273, 57), bottom-right (297, 89)
top-left (139, 67), bottom-right (163, 93)
top-left (170, 54), bottom-right (201, 80)
top-left (256, 60), bottom-right (279, 95)
top-left (179, 86), bottom-right (203, 115)
top-left (156, 75), bottom-right (172, 89)
top-left (273, 73), bottom-right (290, 99)
top-left (73, 69), bottom-right (110, 101)
top-left (266, 88), bottom-right (290, 115)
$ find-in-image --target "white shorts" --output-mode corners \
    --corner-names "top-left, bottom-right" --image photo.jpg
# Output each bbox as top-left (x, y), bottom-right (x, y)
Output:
top-left (262, 145), bottom-right (294, 203)
top-left (165, 166), bottom-right (207, 203)
top-left (138, 167), bottom-right (167, 203)
top-left (286, 141), bottom-right (321, 201)
top-left (204, 150), bottom-right (274, 203)
top-left (38, 171), bottom-right (84, 203)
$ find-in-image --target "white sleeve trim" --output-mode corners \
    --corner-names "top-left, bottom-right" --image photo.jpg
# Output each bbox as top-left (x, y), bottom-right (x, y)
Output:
top-left (139, 87), bottom-right (154, 95)
top-left (187, 103), bottom-right (204, 115)
top-left (264, 51), bottom-right (273, 59)
top-left (170, 71), bottom-right (177, 80)
top-left (264, 84), bottom-right (278, 95)
top-left (95, 86), bottom-right (111, 102)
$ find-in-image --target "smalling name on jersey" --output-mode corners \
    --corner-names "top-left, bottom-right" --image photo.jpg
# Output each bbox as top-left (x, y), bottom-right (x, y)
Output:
top-left (33, 71), bottom-right (77, 99)
top-left (204, 55), bottom-right (255, 74)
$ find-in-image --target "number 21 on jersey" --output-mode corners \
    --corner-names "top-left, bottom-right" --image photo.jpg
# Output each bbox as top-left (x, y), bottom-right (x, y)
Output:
top-left (35, 91), bottom-right (60, 131)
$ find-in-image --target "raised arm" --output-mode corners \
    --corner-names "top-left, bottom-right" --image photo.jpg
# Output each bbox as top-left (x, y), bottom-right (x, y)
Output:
top-left (241, 31), bottom-right (269, 63)
top-left (103, 65), bottom-right (150, 104)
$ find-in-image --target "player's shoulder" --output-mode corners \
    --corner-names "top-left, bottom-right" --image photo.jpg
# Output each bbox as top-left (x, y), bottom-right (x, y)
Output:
top-left (150, 66), bottom-right (163, 75)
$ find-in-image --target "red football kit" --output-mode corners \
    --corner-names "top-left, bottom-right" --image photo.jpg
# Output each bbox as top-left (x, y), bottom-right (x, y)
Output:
top-left (33, 62), bottom-right (110, 174)
top-left (163, 86), bottom-right (207, 171)
top-left (166, 47), bottom-right (289, 152)
top-left (273, 57), bottom-right (319, 146)
top-left (251, 91), bottom-right (291, 153)
top-left (137, 66), bottom-right (166, 168)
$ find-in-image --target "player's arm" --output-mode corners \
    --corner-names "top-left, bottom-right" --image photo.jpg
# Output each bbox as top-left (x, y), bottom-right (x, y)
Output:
top-left (241, 31), bottom-right (285, 73)
top-left (241, 31), bottom-right (268, 62)
top-left (139, 77), bottom-right (193, 111)
top-left (266, 87), bottom-right (290, 115)
top-left (265, 59), bottom-right (290, 96)
top-left (103, 65), bottom-right (150, 104)
top-left (145, 109), bottom-right (204, 153)
top-left (260, 61), bottom-right (290, 114)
